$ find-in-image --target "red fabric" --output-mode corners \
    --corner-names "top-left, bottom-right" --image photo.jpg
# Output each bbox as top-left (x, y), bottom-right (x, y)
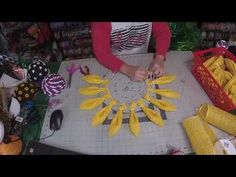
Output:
top-left (91, 22), bottom-right (171, 72)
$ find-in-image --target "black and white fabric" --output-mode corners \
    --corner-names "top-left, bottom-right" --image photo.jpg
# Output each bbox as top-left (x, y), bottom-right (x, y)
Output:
top-left (28, 60), bottom-right (49, 82)
top-left (0, 54), bottom-right (17, 65)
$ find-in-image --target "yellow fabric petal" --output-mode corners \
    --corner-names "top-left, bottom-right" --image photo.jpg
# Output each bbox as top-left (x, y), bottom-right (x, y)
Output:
top-left (148, 75), bottom-right (176, 85)
top-left (147, 88), bottom-right (180, 99)
top-left (208, 56), bottom-right (225, 71)
top-left (203, 56), bottom-right (218, 68)
top-left (225, 58), bottom-right (236, 75)
top-left (224, 70), bottom-right (233, 81)
top-left (224, 76), bottom-right (236, 94)
top-left (91, 99), bottom-right (117, 127)
top-left (144, 94), bottom-right (176, 111)
top-left (79, 86), bottom-right (106, 95)
top-left (137, 99), bottom-right (163, 127)
top-left (80, 93), bottom-right (111, 110)
top-left (197, 103), bottom-right (236, 135)
top-left (82, 74), bottom-right (109, 84)
top-left (129, 101), bottom-right (140, 136)
top-left (183, 115), bottom-right (216, 155)
top-left (109, 104), bottom-right (127, 137)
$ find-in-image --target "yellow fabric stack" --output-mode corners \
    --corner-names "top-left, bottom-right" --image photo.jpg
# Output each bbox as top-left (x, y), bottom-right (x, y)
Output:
top-left (183, 103), bottom-right (236, 155)
top-left (183, 116), bottom-right (216, 155)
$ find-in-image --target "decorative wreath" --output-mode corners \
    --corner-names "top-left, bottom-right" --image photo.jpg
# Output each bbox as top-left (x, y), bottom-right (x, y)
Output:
top-left (79, 74), bottom-right (180, 137)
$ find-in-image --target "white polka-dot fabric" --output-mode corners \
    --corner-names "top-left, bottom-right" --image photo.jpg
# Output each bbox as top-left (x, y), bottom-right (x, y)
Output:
top-left (28, 60), bottom-right (49, 82)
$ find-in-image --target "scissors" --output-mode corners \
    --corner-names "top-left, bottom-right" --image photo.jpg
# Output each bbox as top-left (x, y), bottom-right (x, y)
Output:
top-left (66, 63), bottom-right (80, 88)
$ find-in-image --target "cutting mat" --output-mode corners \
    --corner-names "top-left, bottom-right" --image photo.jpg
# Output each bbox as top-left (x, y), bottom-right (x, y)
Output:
top-left (40, 51), bottom-right (231, 154)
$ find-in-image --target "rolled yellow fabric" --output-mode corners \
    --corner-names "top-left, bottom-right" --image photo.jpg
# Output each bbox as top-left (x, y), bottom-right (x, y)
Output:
top-left (197, 103), bottom-right (236, 136)
top-left (183, 116), bottom-right (216, 155)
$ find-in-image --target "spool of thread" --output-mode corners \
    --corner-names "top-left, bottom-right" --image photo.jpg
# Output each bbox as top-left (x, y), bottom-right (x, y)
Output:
top-left (225, 23), bottom-right (232, 32)
top-left (215, 32), bottom-right (223, 40)
top-left (208, 31), bottom-right (215, 40)
top-left (50, 22), bottom-right (65, 30)
top-left (218, 23), bottom-right (225, 32)
top-left (207, 23), bottom-right (216, 31)
top-left (201, 31), bottom-right (207, 39)
top-left (60, 41), bottom-right (70, 49)
top-left (197, 103), bottom-right (236, 135)
top-left (223, 32), bottom-right (231, 41)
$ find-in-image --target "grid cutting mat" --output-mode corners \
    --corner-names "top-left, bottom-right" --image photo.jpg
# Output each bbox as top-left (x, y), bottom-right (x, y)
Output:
top-left (40, 52), bottom-right (231, 154)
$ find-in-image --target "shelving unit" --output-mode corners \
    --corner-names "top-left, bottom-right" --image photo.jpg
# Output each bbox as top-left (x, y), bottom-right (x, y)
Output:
top-left (50, 22), bottom-right (94, 60)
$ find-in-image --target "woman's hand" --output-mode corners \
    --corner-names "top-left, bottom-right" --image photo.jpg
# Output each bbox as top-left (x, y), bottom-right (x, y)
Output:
top-left (148, 55), bottom-right (165, 78)
top-left (120, 63), bottom-right (149, 81)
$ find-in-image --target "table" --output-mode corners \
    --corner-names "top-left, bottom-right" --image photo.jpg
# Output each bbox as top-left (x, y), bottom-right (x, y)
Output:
top-left (29, 51), bottom-right (231, 154)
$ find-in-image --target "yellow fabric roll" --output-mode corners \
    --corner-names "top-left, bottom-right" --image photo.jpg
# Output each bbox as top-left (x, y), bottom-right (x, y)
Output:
top-left (129, 101), bottom-right (140, 136)
top-left (91, 99), bottom-right (117, 127)
top-left (224, 76), bottom-right (236, 94)
top-left (109, 104), bottom-right (127, 137)
top-left (207, 56), bottom-right (225, 72)
top-left (203, 56), bottom-right (218, 68)
top-left (183, 116), bottom-right (216, 155)
top-left (225, 58), bottom-right (236, 75)
top-left (197, 103), bottom-right (236, 135)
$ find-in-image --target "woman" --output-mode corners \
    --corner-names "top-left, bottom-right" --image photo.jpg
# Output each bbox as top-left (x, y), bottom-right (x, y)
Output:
top-left (91, 22), bottom-right (171, 81)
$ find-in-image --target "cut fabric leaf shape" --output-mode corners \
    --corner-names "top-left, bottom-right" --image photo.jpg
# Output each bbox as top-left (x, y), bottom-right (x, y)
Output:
top-left (129, 101), bottom-right (140, 136)
top-left (225, 58), bottom-right (236, 75)
top-left (79, 86), bottom-right (107, 95)
top-left (109, 104), bottom-right (127, 137)
top-left (212, 68), bottom-right (227, 86)
top-left (82, 74), bottom-right (109, 84)
top-left (137, 99), bottom-right (163, 127)
top-left (224, 70), bottom-right (233, 81)
top-left (147, 88), bottom-right (180, 99)
top-left (91, 99), bottom-right (117, 127)
top-left (224, 76), bottom-right (236, 94)
top-left (144, 94), bottom-right (176, 112)
top-left (146, 75), bottom-right (176, 86)
top-left (207, 55), bottom-right (225, 72)
top-left (203, 56), bottom-right (217, 68)
top-left (80, 93), bottom-right (111, 110)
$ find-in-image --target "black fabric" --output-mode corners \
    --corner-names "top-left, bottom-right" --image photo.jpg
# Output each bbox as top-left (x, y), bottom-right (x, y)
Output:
top-left (25, 141), bottom-right (83, 155)
top-left (28, 60), bottom-right (49, 82)
top-left (15, 82), bottom-right (37, 102)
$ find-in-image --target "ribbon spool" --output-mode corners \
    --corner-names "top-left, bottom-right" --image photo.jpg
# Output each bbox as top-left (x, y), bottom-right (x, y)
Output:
top-left (216, 40), bottom-right (229, 49)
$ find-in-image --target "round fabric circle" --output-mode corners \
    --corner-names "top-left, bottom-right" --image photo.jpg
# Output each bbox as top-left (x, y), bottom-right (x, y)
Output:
top-left (15, 82), bottom-right (37, 102)
top-left (28, 60), bottom-right (49, 82)
top-left (41, 74), bottom-right (66, 97)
